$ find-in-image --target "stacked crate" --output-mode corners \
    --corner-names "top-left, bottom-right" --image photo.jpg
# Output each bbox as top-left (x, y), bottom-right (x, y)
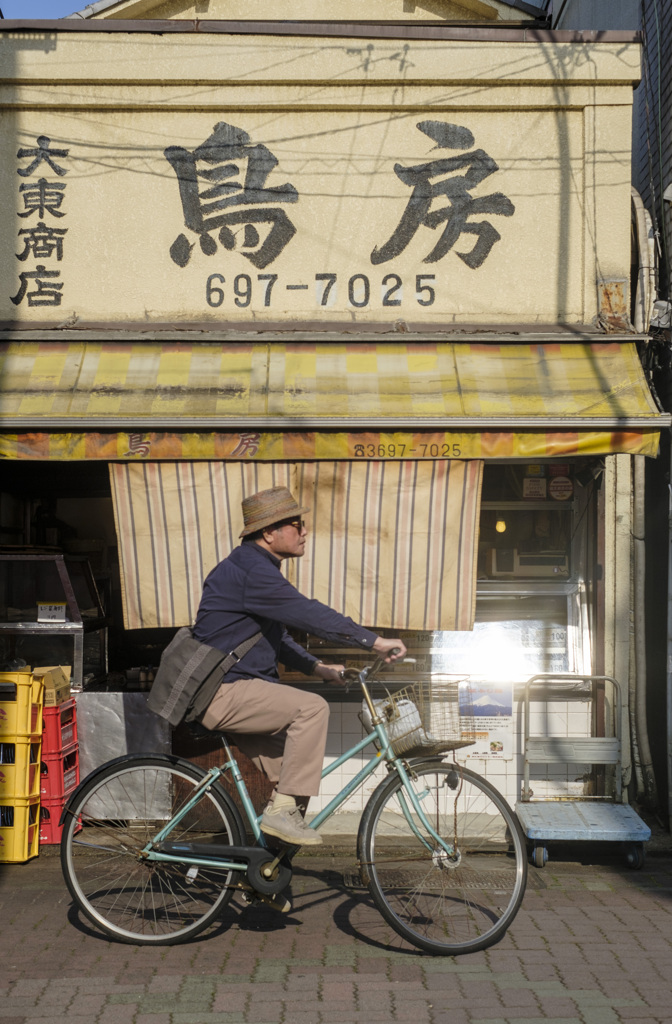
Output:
top-left (0, 671), bottom-right (44, 863)
top-left (40, 697), bottom-right (80, 844)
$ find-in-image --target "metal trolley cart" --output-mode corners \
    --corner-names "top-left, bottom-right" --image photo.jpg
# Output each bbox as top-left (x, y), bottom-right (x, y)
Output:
top-left (515, 674), bottom-right (651, 869)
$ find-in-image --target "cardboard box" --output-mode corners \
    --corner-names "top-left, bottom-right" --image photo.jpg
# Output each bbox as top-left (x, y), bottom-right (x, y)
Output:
top-left (33, 667), bottom-right (71, 708)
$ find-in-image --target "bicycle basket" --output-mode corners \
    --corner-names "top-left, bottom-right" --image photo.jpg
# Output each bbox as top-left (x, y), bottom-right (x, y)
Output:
top-left (360, 678), bottom-right (476, 757)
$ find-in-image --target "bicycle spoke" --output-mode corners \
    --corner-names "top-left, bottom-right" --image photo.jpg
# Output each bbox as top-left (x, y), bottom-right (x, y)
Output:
top-left (61, 757), bottom-right (244, 944)
top-left (359, 762), bottom-right (527, 955)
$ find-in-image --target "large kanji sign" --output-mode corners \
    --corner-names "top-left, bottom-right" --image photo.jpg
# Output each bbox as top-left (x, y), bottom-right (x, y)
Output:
top-left (0, 30), bottom-right (638, 327)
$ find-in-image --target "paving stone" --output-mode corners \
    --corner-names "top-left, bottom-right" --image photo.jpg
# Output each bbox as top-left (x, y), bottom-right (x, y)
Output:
top-left (97, 1007), bottom-right (139, 1024)
top-left (66, 995), bottom-right (108, 1015)
top-left (2, 852), bottom-right (672, 1024)
top-left (212, 991), bottom-right (249, 1013)
top-left (18, 1018), bottom-right (97, 1024)
top-left (172, 1015), bottom-right (246, 1024)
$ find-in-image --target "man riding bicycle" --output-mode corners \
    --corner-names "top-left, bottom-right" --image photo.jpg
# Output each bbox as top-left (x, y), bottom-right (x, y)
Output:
top-left (193, 485), bottom-right (406, 847)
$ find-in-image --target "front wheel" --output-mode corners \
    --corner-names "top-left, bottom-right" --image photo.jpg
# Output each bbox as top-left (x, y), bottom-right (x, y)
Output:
top-left (358, 761), bottom-right (527, 955)
top-left (60, 754), bottom-right (245, 945)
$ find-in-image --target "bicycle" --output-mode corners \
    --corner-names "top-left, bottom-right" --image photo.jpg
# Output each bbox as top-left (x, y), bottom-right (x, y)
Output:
top-left (59, 656), bottom-right (527, 956)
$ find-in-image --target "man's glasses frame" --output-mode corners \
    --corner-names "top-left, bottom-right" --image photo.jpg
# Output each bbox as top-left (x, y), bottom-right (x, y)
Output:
top-left (273, 518), bottom-right (306, 532)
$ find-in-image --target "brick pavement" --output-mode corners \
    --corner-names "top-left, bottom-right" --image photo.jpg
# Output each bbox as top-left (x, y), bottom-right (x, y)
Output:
top-left (1, 846), bottom-right (672, 1024)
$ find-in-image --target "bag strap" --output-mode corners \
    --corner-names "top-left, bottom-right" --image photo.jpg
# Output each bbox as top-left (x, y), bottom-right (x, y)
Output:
top-left (223, 629), bottom-right (263, 671)
top-left (185, 628), bottom-right (265, 724)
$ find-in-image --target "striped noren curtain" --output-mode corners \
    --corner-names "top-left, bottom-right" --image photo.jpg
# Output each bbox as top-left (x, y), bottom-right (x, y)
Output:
top-left (110, 460), bottom-right (483, 632)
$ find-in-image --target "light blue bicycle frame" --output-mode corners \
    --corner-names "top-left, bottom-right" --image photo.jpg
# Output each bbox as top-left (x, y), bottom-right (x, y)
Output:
top-left (144, 689), bottom-right (455, 874)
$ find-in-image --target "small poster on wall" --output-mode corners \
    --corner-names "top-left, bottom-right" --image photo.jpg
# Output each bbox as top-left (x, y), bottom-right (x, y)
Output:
top-left (459, 680), bottom-right (514, 760)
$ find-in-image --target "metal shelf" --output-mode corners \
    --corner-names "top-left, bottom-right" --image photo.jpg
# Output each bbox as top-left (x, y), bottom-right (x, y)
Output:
top-left (0, 550), bottom-right (108, 687)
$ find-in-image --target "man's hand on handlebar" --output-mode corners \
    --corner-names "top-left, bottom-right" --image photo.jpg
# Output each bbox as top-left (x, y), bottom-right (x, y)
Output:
top-left (312, 638), bottom-right (407, 686)
top-left (372, 637), bottom-right (407, 662)
top-left (314, 662), bottom-right (348, 686)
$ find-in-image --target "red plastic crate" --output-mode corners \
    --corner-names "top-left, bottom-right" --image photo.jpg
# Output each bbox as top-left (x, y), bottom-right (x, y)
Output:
top-left (39, 794), bottom-right (80, 845)
top-left (40, 743), bottom-right (79, 800)
top-left (42, 699), bottom-right (77, 755)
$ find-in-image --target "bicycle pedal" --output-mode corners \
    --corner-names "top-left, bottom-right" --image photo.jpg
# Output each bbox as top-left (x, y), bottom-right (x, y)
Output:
top-left (240, 889), bottom-right (291, 914)
top-left (259, 891), bottom-right (292, 914)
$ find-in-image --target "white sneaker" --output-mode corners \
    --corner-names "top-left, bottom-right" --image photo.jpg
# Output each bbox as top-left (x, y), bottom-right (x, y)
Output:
top-left (260, 805), bottom-right (322, 846)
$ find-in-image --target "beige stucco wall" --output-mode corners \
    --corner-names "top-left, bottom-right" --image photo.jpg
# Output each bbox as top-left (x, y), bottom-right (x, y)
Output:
top-left (86, 0), bottom-right (522, 22)
top-left (0, 29), bottom-right (640, 326)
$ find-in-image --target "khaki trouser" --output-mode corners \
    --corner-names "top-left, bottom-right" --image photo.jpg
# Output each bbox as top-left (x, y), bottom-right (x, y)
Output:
top-left (201, 677), bottom-right (329, 797)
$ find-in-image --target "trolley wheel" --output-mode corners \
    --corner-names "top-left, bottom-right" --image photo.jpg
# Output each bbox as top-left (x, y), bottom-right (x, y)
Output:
top-left (532, 845), bottom-right (548, 869)
top-left (623, 842), bottom-right (645, 870)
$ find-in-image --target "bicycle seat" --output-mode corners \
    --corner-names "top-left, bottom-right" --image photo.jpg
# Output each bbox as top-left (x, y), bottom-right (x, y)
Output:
top-left (182, 720), bottom-right (217, 742)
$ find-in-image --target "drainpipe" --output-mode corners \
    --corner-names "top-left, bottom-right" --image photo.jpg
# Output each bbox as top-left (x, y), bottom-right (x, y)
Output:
top-left (606, 456), bottom-right (634, 790)
top-left (632, 188), bottom-right (656, 333)
top-left (629, 552), bottom-right (644, 800)
top-left (668, 448), bottom-right (672, 826)
top-left (633, 455), bottom-right (658, 808)
top-left (630, 190), bottom-right (659, 810)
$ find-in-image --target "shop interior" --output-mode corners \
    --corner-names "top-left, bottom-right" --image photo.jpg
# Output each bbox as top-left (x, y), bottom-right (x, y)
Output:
top-left (0, 458), bottom-right (601, 692)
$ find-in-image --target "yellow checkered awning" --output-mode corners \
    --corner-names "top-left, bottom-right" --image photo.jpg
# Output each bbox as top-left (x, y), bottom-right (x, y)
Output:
top-left (0, 339), bottom-right (667, 459)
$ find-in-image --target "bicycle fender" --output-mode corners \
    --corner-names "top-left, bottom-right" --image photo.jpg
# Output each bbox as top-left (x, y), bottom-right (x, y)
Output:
top-left (57, 753), bottom-right (240, 829)
top-left (355, 756), bottom-right (458, 850)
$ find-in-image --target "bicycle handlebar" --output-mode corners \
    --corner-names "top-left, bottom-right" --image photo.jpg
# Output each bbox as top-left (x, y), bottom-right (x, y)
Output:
top-left (339, 648), bottom-right (403, 694)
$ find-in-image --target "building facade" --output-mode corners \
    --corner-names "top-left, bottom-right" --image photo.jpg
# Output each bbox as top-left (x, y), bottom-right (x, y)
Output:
top-left (0, 0), bottom-right (668, 833)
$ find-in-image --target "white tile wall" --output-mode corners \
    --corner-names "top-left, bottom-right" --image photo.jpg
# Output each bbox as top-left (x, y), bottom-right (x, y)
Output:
top-left (312, 696), bottom-right (596, 817)
top-left (312, 703), bottom-right (384, 814)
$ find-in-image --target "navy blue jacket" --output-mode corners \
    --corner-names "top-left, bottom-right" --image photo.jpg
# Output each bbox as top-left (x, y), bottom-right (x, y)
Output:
top-left (193, 542), bottom-right (378, 683)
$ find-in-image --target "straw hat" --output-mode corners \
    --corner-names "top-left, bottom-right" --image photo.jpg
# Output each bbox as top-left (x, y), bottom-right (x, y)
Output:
top-left (239, 486), bottom-right (310, 537)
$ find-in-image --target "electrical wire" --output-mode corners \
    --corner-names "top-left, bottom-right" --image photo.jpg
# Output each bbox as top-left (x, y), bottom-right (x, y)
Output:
top-left (552, 0), bottom-right (570, 28)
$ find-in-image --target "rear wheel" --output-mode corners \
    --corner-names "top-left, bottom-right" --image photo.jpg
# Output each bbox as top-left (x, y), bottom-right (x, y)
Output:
top-left (358, 761), bottom-right (527, 955)
top-left (60, 755), bottom-right (244, 945)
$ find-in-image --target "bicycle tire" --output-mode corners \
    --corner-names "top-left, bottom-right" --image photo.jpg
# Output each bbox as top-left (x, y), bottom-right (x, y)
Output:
top-left (60, 754), bottom-right (245, 945)
top-left (357, 760), bottom-right (527, 955)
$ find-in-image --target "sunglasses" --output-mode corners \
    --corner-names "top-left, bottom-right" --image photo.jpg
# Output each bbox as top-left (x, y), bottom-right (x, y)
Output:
top-left (273, 518), bottom-right (306, 532)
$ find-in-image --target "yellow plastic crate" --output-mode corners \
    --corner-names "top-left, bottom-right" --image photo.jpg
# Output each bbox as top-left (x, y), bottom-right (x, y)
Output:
top-left (0, 672), bottom-right (44, 738)
top-left (0, 796), bottom-right (40, 863)
top-left (0, 740), bottom-right (41, 799)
